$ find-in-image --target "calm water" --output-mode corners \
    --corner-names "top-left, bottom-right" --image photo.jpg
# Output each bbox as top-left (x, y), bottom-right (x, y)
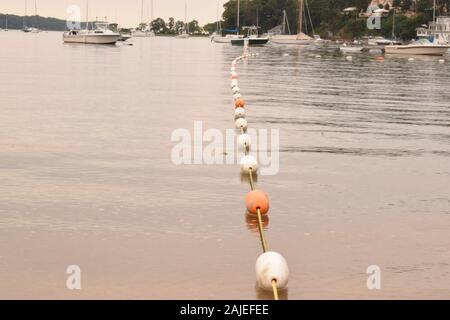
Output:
top-left (0, 31), bottom-right (449, 299)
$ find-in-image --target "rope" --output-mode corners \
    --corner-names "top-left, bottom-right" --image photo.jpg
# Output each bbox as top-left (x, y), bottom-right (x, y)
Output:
top-left (232, 47), bottom-right (280, 301)
top-left (256, 207), bottom-right (269, 253)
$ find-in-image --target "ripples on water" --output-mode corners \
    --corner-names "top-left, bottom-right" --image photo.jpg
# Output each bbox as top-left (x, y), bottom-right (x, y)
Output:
top-left (231, 44), bottom-right (450, 158)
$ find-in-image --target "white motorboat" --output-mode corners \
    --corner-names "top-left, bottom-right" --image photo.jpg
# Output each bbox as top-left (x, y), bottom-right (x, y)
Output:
top-left (271, 1), bottom-right (314, 45)
top-left (63, 22), bottom-right (120, 44)
top-left (385, 38), bottom-right (449, 55)
top-left (339, 43), bottom-right (363, 53)
top-left (385, 2), bottom-right (450, 55)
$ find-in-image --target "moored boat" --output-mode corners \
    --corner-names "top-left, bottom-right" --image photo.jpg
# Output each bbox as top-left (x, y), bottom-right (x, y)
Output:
top-left (63, 21), bottom-right (120, 45)
top-left (384, 39), bottom-right (450, 55)
top-left (231, 26), bottom-right (269, 46)
top-left (271, 1), bottom-right (314, 45)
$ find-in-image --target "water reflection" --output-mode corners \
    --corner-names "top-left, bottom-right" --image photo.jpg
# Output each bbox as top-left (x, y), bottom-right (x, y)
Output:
top-left (245, 212), bottom-right (269, 234)
top-left (255, 283), bottom-right (289, 300)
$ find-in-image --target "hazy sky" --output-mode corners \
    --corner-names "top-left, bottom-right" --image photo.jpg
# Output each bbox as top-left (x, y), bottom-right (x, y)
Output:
top-left (0, 0), bottom-right (227, 27)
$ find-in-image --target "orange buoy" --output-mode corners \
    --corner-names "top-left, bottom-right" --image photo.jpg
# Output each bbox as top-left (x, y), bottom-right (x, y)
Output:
top-left (245, 190), bottom-right (270, 215)
top-left (376, 56), bottom-right (385, 61)
top-left (231, 75), bottom-right (238, 80)
top-left (235, 98), bottom-right (245, 108)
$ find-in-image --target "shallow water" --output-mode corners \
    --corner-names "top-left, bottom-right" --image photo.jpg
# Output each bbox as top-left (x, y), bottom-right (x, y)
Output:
top-left (0, 31), bottom-right (449, 299)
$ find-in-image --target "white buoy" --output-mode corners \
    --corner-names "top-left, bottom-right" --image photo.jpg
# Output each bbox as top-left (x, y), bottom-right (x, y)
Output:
top-left (235, 118), bottom-right (248, 131)
top-left (315, 55), bottom-right (321, 58)
top-left (238, 134), bottom-right (251, 151)
top-left (408, 57), bottom-right (414, 62)
top-left (346, 55), bottom-right (353, 61)
top-left (283, 53), bottom-right (289, 57)
top-left (231, 66), bottom-right (236, 72)
top-left (232, 86), bottom-right (240, 94)
top-left (255, 252), bottom-right (289, 291)
top-left (234, 107), bottom-right (246, 119)
top-left (231, 71), bottom-right (238, 78)
top-left (234, 93), bottom-right (242, 100)
top-left (240, 155), bottom-right (258, 174)
top-left (231, 79), bottom-right (238, 88)
top-left (439, 59), bottom-right (445, 63)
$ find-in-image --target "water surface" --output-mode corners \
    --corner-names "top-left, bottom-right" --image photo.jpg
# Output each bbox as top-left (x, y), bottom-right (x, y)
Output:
top-left (0, 31), bottom-right (449, 299)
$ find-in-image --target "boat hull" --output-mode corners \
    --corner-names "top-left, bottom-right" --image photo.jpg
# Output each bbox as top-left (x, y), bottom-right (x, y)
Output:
top-left (63, 34), bottom-right (120, 44)
top-left (211, 35), bottom-right (244, 43)
top-left (231, 38), bottom-right (269, 46)
top-left (270, 33), bottom-right (314, 45)
top-left (385, 45), bottom-right (450, 55)
top-left (271, 37), bottom-right (313, 45)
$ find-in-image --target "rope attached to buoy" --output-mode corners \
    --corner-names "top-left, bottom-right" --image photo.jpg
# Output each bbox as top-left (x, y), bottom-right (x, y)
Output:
top-left (229, 42), bottom-right (289, 301)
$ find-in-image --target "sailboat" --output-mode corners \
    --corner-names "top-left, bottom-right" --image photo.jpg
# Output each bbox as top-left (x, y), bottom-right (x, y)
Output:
top-left (271, 0), bottom-right (314, 45)
top-left (29, 0), bottom-right (41, 33)
top-left (176, 1), bottom-right (190, 39)
top-left (22, 0), bottom-right (32, 32)
top-left (63, 1), bottom-right (120, 44)
top-left (132, 0), bottom-right (154, 37)
top-left (211, 0), bottom-right (244, 43)
top-left (385, 1), bottom-right (449, 55)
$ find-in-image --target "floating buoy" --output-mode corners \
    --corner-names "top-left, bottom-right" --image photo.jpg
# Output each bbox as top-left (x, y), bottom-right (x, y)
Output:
top-left (283, 53), bottom-right (289, 57)
top-left (346, 55), bottom-right (353, 61)
top-left (375, 56), bottom-right (385, 61)
top-left (235, 107), bottom-right (246, 119)
top-left (315, 55), bottom-right (321, 58)
top-left (232, 86), bottom-right (240, 94)
top-left (439, 59), bottom-right (445, 63)
top-left (231, 66), bottom-right (236, 72)
top-left (231, 79), bottom-right (238, 88)
top-left (237, 133), bottom-right (251, 150)
top-left (408, 57), bottom-right (414, 62)
top-left (240, 155), bottom-right (258, 174)
top-left (245, 190), bottom-right (269, 215)
top-left (231, 71), bottom-right (238, 78)
top-left (231, 75), bottom-right (238, 80)
top-left (234, 93), bottom-right (242, 100)
top-left (235, 98), bottom-right (245, 108)
top-left (235, 118), bottom-right (248, 130)
top-left (255, 252), bottom-right (289, 291)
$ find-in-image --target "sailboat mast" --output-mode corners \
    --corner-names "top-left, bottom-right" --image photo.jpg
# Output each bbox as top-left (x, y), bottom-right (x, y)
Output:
top-left (433, 0), bottom-right (436, 23)
top-left (86, 0), bottom-right (89, 30)
top-left (34, 0), bottom-right (38, 28)
top-left (216, 0), bottom-right (220, 33)
top-left (24, 0), bottom-right (27, 27)
top-left (151, 0), bottom-right (154, 22)
top-left (237, 0), bottom-right (240, 34)
top-left (256, 7), bottom-right (259, 28)
top-left (185, 1), bottom-right (187, 32)
top-left (297, 0), bottom-right (303, 34)
top-left (141, 0), bottom-right (144, 24)
top-left (392, 9), bottom-right (395, 39)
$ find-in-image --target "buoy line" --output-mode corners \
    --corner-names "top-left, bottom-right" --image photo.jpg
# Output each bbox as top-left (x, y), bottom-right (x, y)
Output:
top-left (229, 42), bottom-right (289, 300)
